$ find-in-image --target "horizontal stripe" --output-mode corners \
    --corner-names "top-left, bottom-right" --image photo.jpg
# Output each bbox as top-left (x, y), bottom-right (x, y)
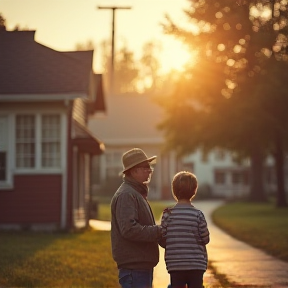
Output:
top-left (161, 204), bottom-right (210, 272)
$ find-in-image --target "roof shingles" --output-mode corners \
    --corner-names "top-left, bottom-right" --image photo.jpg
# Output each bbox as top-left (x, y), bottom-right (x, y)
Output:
top-left (0, 30), bottom-right (93, 95)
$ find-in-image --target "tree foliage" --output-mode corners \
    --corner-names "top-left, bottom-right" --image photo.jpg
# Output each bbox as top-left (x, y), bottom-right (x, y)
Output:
top-left (0, 13), bottom-right (6, 30)
top-left (157, 0), bottom-right (288, 206)
top-left (99, 39), bottom-right (163, 95)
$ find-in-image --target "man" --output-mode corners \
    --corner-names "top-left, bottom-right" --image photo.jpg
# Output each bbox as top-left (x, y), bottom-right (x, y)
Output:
top-left (111, 148), bottom-right (163, 288)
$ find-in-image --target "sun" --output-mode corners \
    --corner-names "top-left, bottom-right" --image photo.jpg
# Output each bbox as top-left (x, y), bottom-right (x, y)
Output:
top-left (159, 39), bottom-right (196, 74)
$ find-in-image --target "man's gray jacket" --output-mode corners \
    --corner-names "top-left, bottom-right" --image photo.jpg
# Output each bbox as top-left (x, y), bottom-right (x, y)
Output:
top-left (111, 182), bottom-right (161, 269)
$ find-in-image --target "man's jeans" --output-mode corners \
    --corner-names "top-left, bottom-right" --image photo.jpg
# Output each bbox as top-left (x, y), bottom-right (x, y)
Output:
top-left (118, 268), bottom-right (153, 288)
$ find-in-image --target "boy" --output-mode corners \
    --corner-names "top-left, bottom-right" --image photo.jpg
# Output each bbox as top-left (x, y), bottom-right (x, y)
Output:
top-left (160, 171), bottom-right (210, 288)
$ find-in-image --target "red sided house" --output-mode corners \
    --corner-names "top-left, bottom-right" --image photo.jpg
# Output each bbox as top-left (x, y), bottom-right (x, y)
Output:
top-left (0, 30), bottom-right (105, 231)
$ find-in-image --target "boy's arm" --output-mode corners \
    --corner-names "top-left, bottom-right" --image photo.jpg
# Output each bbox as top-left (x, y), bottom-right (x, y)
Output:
top-left (158, 208), bottom-right (170, 248)
top-left (198, 211), bottom-right (210, 245)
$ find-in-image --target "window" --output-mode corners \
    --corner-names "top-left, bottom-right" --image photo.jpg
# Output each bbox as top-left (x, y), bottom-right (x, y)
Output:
top-left (215, 171), bottom-right (226, 184)
top-left (107, 167), bottom-right (121, 179)
top-left (16, 114), bottom-right (61, 169)
top-left (41, 115), bottom-right (61, 167)
top-left (16, 115), bottom-right (35, 168)
top-left (106, 151), bottom-right (121, 166)
top-left (232, 172), bottom-right (242, 184)
top-left (242, 171), bottom-right (250, 185)
top-left (105, 151), bottom-right (122, 178)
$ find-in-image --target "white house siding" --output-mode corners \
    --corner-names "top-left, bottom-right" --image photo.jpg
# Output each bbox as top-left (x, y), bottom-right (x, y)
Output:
top-left (182, 149), bottom-right (288, 199)
top-left (183, 149), bottom-right (250, 198)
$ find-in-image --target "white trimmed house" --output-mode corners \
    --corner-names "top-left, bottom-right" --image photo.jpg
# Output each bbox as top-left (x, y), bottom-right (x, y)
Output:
top-left (0, 30), bottom-right (105, 230)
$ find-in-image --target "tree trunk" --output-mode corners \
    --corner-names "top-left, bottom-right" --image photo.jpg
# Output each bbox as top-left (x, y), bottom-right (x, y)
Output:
top-left (249, 148), bottom-right (266, 202)
top-left (274, 134), bottom-right (287, 208)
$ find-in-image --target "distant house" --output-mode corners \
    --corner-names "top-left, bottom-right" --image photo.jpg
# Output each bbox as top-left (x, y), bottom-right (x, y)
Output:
top-left (87, 91), bottom-right (247, 200)
top-left (183, 149), bottom-right (280, 199)
top-left (88, 92), bottom-right (181, 200)
top-left (0, 30), bottom-right (105, 231)
top-left (88, 90), bottom-right (279, 201)
top-left (182, 149), bottom-right (251, 198)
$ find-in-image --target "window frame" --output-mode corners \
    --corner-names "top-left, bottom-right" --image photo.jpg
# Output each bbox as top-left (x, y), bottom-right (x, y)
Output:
top-left (214, 170), bottom-right (226, 185)
top-left (0, 115), bottom-right (13, 188)
top-left (41, 114), bottom-right (62, 168)
top-left (105, 151), bottom-right (122, 179)
top-left (0, 111), bottom-right (67, 191)
top-left (14, 112), bottom-right (65, 173)
top-left (15, 114), bottom-right (36, 169)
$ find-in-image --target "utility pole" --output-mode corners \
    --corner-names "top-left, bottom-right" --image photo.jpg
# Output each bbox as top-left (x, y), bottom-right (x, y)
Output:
top-left (97, 6), bottom-right (131, 93)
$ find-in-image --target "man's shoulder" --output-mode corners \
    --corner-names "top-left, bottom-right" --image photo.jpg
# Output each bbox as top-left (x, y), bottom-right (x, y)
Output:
top-left (117, 182), bottom-right (135, 192)
top-left (113, 183), bottom-right (138, 199)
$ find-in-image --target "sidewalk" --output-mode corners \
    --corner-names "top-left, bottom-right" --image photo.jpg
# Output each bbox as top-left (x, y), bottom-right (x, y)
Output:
top-left (196, 200), bottom-right (288, 288)
top-left (90, 199), bottom-right (288, 287)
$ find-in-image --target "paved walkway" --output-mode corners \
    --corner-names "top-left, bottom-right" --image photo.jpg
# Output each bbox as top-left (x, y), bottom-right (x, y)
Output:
top-left (196, 200), bottom-right (288, 288)
top-left (90, 200), bottom-right (288, 288)
top-left (195, 201), bottom-right (288, 288)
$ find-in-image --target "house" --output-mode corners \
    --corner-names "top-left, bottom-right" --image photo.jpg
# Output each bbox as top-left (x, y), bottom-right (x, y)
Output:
top-left (88, 89), bottom-right (281, 201)
top-left (182, 149), bottom-right (251, 198)
top-left (0, 30), bottom-right (105, 231)
top-left (88, 92), bottom-right (181, 200)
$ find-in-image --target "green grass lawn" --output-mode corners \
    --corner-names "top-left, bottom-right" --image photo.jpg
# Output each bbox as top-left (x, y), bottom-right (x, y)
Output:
top-left (0, 230), bottom-right (118, 288)
top-left (0, 200), bottom-right (170, 288)
top-left (212, 201), bottom-right (288, 262)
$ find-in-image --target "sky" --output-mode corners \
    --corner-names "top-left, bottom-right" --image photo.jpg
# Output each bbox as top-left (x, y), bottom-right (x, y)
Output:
top-left (1, 0), bottom-right (192, 73)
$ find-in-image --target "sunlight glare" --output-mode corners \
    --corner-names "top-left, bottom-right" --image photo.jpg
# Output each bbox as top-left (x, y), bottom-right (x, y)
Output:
top-left (233, 45), bottom-right (242, 53)
top-left (250, 5), bottom-right (272, 20)
top-left (160, 40), bottom-right (195, 73)
top-left (218, 44), bottom-right (226, 51)
top-left (227, 59), bottom-right (235, 67)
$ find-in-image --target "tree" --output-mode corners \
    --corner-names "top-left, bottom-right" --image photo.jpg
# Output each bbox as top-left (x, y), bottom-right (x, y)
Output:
top-left (158, 0), bottom-right (288, 205)
top-left (114, 45), bottom-right (140, 93)
top-left (0, 13), bottom-right (6, 30)
top-left (75, 40), bottom-right (94, 51)
top-left (159, 0), bottom-right (268, 201)
top-left (138, 41), bottom-right (162, 93)
top-left (241, 0), bottom-right (288, 206)
top-left (99, 39), bottom-right (163, 95)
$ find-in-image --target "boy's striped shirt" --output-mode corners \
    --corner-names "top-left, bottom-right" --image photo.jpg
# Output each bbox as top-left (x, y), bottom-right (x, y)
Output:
top-left (161, 203), bottom-right (210, 272)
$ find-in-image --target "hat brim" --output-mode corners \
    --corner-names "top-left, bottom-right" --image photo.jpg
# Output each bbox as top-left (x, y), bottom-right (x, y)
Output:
top-left (121, 156), bottom-right (157, 174)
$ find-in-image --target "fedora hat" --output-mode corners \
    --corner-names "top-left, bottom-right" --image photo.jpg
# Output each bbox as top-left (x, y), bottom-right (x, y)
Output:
top-left (121, 148), bottom-right (157, 173)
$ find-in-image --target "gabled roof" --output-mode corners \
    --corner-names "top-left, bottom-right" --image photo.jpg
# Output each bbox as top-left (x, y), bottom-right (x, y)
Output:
top-left (88, 93), bottom-right (164, 145)
top-left (0, 30), bottom-right (93, 95)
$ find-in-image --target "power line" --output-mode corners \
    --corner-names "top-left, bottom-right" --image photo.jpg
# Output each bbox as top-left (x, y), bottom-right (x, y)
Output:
top-left (97, 6), bottom-right (132, 93)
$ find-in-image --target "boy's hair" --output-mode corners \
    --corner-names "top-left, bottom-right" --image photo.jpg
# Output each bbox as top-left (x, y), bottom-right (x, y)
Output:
top-left (172, 171), bottom-right (198, 201)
